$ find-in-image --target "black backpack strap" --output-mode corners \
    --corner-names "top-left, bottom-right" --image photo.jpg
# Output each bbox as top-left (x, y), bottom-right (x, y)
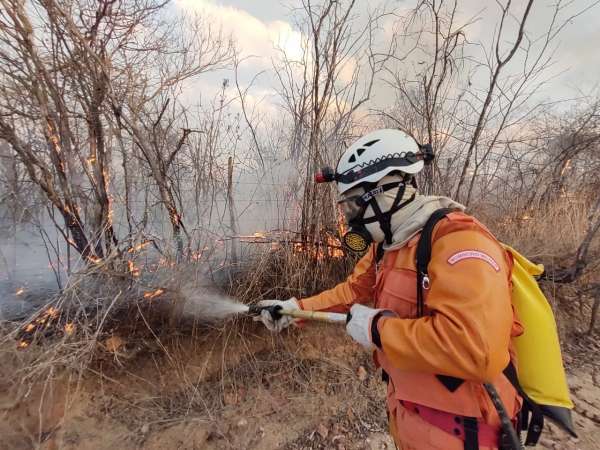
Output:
top-left (375, 242), bottom-right (385, 264)
top-left (416, 208), bottom-right (468, 394)
top-left (463, 417), bottom-right (479, 450)
top-left (503, 362), bottom-right (544, 446)
top-left (415, 207), bottom-right (455, 317)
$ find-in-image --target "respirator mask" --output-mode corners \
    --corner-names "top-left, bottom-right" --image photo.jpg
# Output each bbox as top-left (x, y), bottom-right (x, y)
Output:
top-left (314, 141), bottom-right (433, 254)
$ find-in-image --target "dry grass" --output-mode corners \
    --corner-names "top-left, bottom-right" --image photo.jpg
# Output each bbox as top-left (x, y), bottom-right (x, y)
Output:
top-left (477, 195), bottom-right (600, 337)
top-left (479, 197), bottom-right (592, 261)
top-left (228, 240), bottom-right (356, 303)
top-left (0, 248), bottom-right (381, 449)
top-left (0, 238), bottom-right (356, 390)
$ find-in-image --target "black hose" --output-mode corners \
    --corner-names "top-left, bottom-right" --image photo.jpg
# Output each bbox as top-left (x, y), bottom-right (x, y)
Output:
top-left (483, 382), bottom-right (524, 450)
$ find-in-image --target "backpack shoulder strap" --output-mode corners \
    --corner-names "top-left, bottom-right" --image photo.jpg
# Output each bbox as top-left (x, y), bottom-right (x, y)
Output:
top-left (415, 207), bottom-right (455, 317)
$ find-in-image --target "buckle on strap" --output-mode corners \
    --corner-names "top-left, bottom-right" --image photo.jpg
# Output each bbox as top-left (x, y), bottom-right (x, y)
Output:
top-left (421, 274), bottom-right (431, 290)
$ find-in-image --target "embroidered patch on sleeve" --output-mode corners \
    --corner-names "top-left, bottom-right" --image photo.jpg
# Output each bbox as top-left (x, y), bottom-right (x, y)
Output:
top-left (447, 250), bottom-right (500, 272)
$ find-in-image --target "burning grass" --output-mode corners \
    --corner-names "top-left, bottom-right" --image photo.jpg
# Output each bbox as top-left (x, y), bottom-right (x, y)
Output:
top-left (1, 230), bottom-right (356, 387)
top-left (227, 234), bottom-right (356, 304)
top-left (0, 230), bottom-right (372, 449)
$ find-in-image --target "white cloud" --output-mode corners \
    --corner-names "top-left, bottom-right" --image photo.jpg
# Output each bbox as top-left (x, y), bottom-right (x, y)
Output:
top-left (174, 0), bottom-right (303, 63)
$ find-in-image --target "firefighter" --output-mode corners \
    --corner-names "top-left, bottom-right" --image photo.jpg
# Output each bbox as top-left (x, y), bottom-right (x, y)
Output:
top-left (256, 129), bottom-right (522, 450)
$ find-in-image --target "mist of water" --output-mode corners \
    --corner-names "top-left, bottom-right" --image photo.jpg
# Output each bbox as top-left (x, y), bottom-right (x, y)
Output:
top-left (179, 283), bottom-right (250, 321)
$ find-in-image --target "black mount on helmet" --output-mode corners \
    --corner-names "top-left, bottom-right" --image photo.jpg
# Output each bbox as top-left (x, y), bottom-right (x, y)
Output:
top-left (419, 143), bottom-right (435, 164)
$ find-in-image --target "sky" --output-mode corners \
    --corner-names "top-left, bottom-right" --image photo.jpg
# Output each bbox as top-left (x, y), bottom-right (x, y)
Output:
top-left (172, 0), bottom-right (600, 108)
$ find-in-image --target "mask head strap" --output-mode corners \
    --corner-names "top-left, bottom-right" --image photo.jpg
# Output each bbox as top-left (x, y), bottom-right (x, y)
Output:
top-left (348, 181), bottom-right (416, 245)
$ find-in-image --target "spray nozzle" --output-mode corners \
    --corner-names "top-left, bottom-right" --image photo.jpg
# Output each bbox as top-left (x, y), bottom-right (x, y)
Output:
top-left (247, 304), bottom-right (283, 320)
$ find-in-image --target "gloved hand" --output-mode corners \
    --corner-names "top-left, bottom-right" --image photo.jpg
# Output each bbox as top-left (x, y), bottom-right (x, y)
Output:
top-left (253, 298), bottom-right (300, 332)
top-left (346, 304), bottom-right (382, 351)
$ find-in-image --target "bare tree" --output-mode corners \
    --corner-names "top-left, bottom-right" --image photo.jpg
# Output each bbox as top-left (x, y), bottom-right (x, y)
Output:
top-left (380, 0), bottom-right (600, 205)
top-left (273, 0), bottom-right (391, 242)
top-left (0, 0), bottom-right (234, 262)
top-left (376, 0), bottom-right (472, 194)
top-left (0, 0), bottom-right (124, 260)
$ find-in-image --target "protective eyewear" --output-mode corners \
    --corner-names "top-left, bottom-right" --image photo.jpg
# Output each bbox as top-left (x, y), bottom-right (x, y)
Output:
top-left (337, 183), bottom-right (402, 223)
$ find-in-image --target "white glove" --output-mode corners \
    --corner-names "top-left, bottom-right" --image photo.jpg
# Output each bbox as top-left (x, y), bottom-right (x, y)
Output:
top-left (346, 304), bottom-right (382, 351)
top-left (253, 298), bottom-right (300, 332)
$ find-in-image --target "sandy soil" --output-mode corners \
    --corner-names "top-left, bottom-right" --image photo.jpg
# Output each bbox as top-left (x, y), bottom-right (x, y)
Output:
top-left (0, 323), bottom-right (598, 450)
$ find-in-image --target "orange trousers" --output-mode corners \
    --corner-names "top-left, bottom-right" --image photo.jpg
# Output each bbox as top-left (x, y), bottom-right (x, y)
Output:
top-left (389, 403), bottom-right (497, 450)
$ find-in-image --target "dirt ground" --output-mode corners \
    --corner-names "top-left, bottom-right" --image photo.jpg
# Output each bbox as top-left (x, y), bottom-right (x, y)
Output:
top-left (0, 322), bottom-right (598, 450)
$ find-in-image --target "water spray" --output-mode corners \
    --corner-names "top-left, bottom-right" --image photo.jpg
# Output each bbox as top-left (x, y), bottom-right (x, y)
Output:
top-left (178, 283), bottom-right (348, 324)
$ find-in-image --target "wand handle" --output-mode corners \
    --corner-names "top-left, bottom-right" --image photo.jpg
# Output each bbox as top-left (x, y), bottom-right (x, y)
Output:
top-left (279, 308), bottom-right (348, 324)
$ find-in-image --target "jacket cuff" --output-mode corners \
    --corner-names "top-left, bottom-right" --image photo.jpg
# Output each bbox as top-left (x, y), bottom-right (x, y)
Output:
top-left (371, 311), bottom-right (395, 349)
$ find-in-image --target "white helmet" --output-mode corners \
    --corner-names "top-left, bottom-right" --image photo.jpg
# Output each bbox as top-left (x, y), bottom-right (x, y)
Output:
top-left (324, 129), bottom-right (430, 195)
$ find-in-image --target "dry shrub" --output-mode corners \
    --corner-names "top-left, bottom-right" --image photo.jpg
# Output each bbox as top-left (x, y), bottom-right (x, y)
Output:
top-left (478, 195), bottom-right (600, 337)
top-left (480, 197), bottom-right (592, 262)
top-left (228, 240), bottom-right (356, 303)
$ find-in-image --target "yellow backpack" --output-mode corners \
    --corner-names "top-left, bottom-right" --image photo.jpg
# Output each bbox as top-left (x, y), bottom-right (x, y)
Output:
top-left (502, 245), bottom-right (575, 443)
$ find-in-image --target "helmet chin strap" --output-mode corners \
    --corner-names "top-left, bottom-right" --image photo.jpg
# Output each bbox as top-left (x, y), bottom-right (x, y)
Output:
top-left (357, 182), bottom-right (416, 245)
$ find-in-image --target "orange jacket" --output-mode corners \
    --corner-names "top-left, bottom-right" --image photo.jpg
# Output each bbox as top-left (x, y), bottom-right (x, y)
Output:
top-left (299, 212), bottom-right (522, 420)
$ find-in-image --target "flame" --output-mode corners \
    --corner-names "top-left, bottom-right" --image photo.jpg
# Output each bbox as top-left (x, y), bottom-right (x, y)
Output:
top-left (327, 234), bottom-right (345, 258)
top-left (337, 209), bottom-right (348, 236)
top-left (128, 260), bottom-right (141, 277)
top-left (292, 233), bottom-right (345, 261)
top-left (189, 247), bottom-right (209, 261)
top-left (144, 288), bottom-right (164, 299)
top-left (87, 156), bottom-right (96, 164)
top-left (127, 241), bottom-right (150, 253)
top-left (20, 306), bottom-right (61, 337)
top-left (64, 323), bottom-right (75, 335)
top-left (18, 340), bottom-right (29, 349)
top-left (46, 307), bottom-right (59, 318)
top-left (15, 287), bottom-right (25, 296)
top-left (46, 122), bottom-right (62, 153)
top-left (87, 255), bottom-right (102, 263)
top-left (158, 257), bottom-right (176, 268)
